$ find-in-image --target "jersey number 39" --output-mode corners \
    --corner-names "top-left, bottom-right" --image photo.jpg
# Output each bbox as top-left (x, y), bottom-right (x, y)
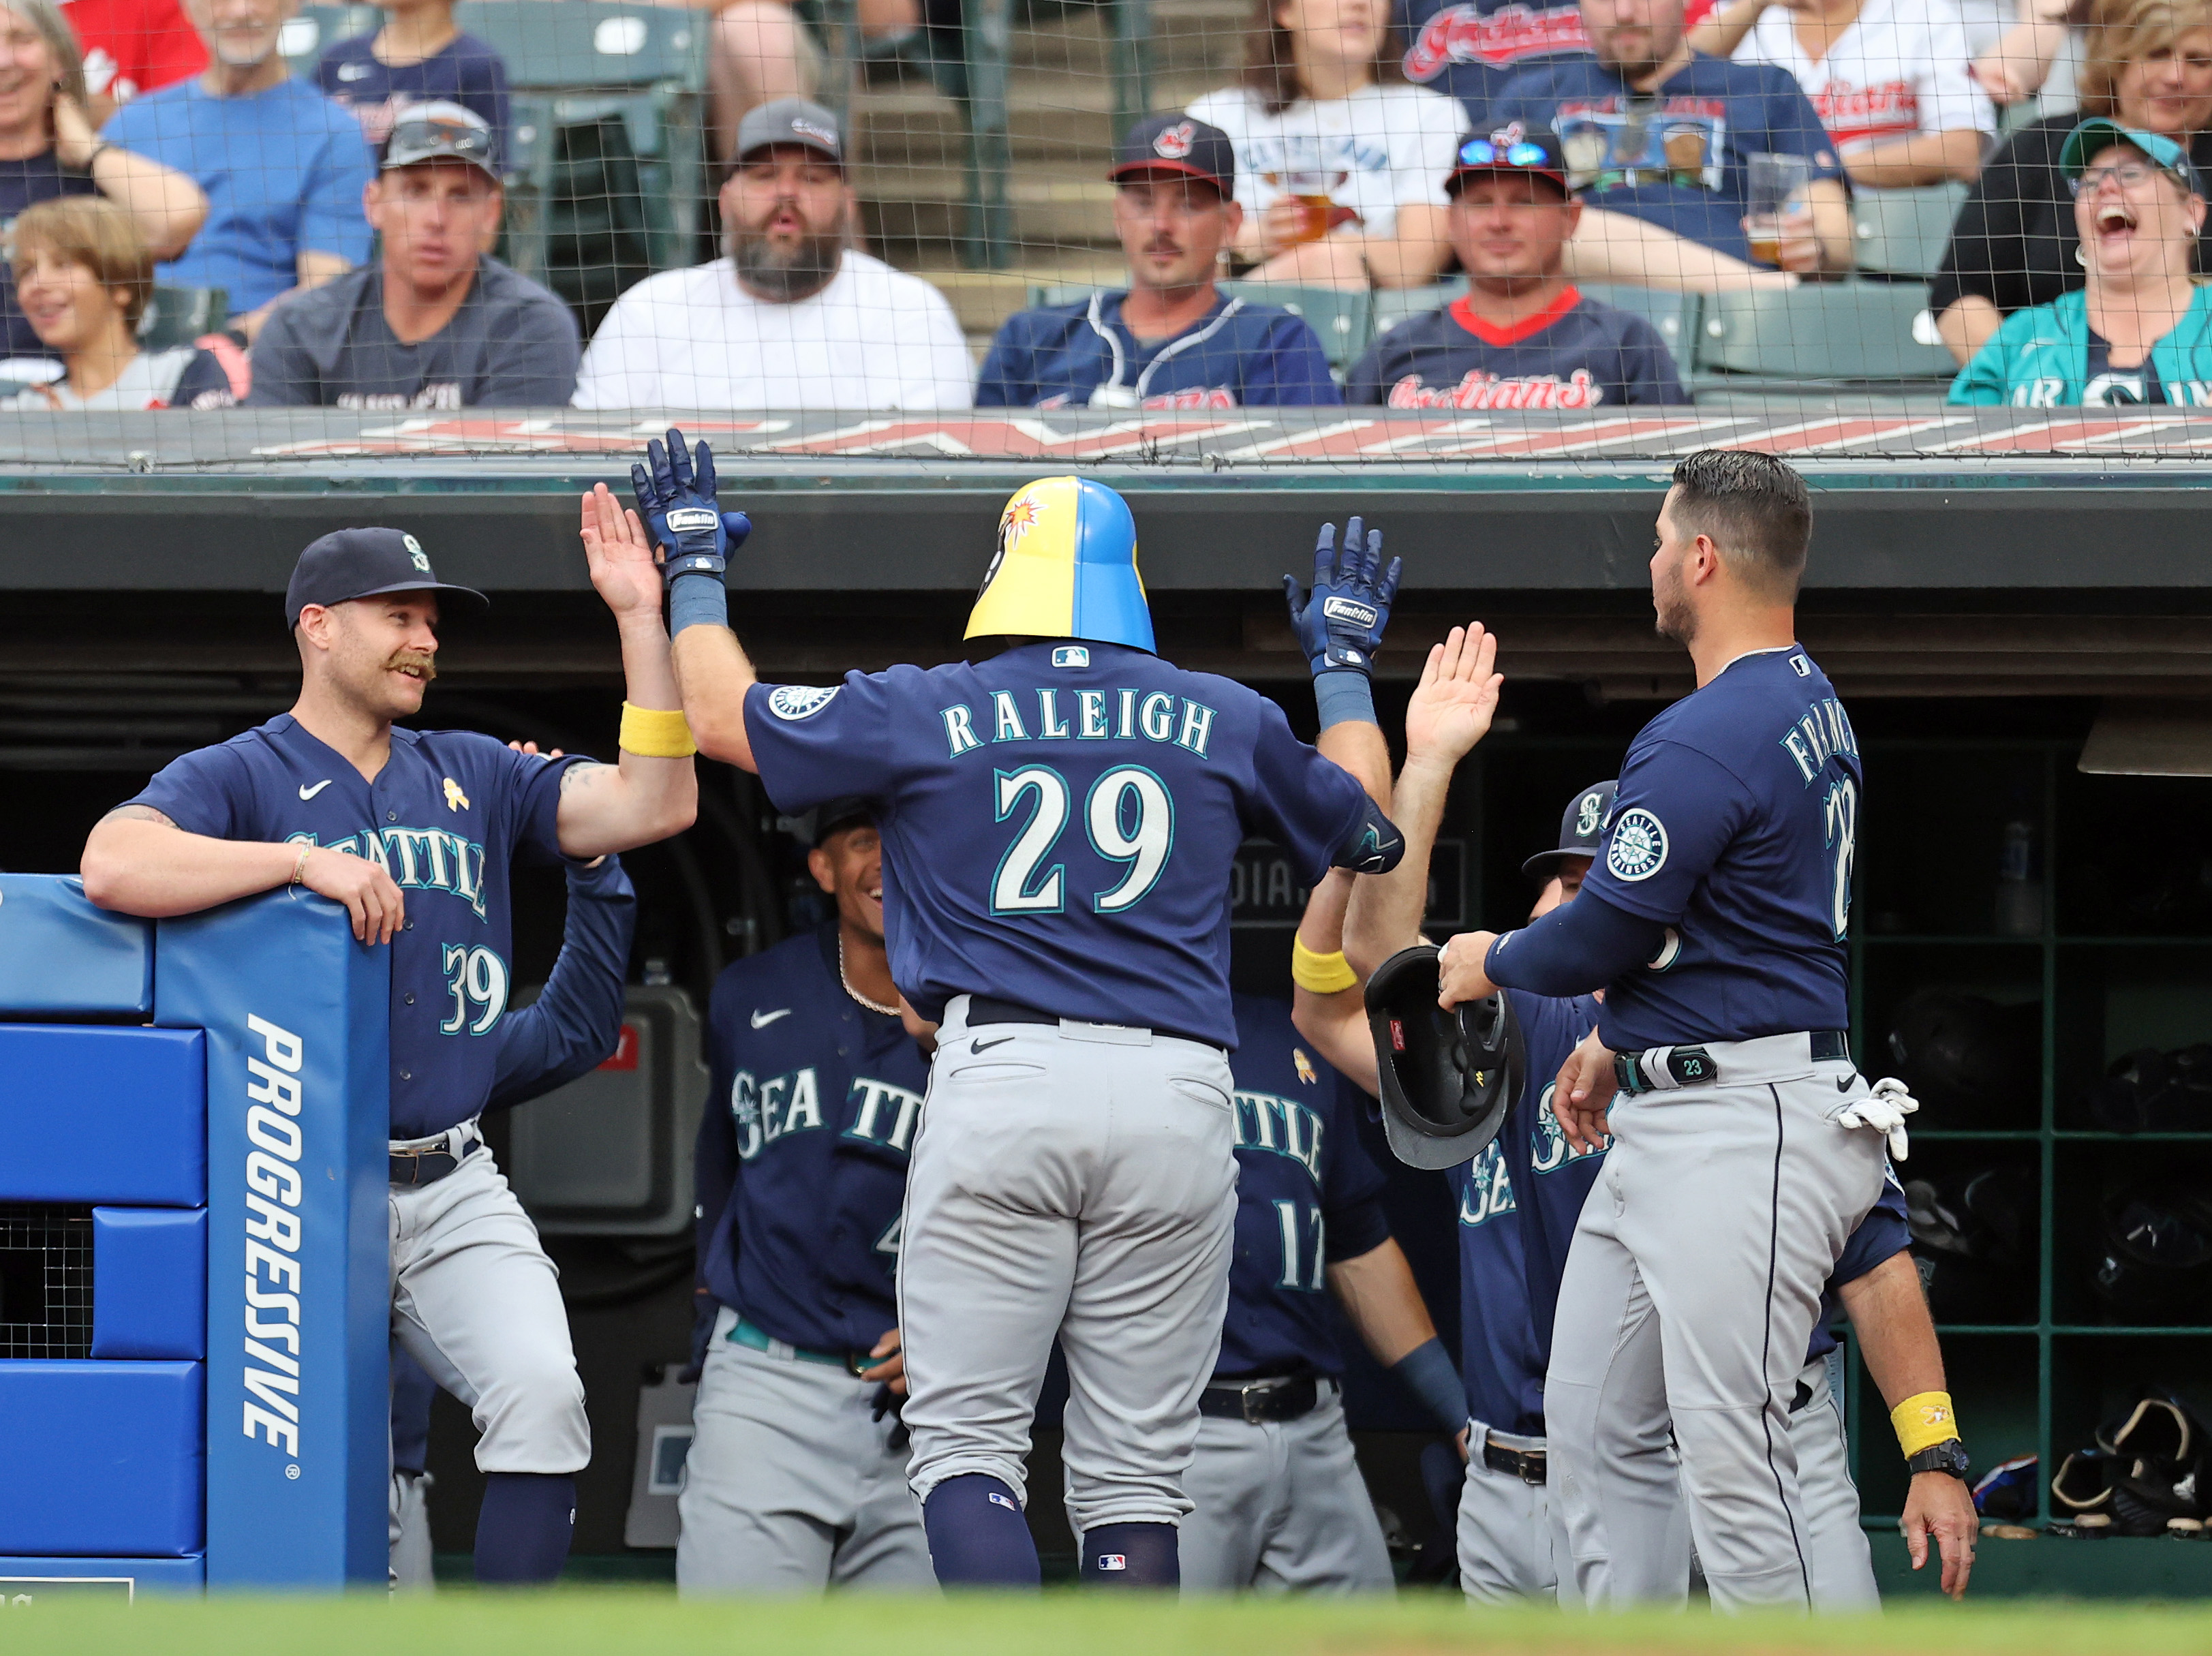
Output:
top-left (992, 765), bottom-right (1176, 915)
top-left (440, 943), bottom-right (510, 1036)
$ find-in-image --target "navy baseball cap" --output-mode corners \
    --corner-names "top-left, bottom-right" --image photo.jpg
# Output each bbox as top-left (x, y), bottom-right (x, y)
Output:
top-left (1110, 113), bottom-right (1235, 196)
top-left (2061, 117), bottom-right (2205, 198)
top-left (284, 528), bottom-right (487, 628)
top-left (1522, 779), bottom-right (1617, 879)
top-left (785, 796), bottom-right (875, 846)
top-left (1449, 123), bottom-right (1571, 196)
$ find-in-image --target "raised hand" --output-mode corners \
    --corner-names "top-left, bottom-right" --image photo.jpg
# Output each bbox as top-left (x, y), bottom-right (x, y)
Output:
top-left (1283, 515), bottom-right (1402, 677)
top-left (1404, 622), bottom-right (1504, 769)
top-left (579, 482), bottom-right (666, 622)
top-left (629, 426), bottom-right (752, 581)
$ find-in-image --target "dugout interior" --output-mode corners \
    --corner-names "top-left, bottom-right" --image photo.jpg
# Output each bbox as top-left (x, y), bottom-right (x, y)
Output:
top-left (2, 434), bottom-right (2209, 1596)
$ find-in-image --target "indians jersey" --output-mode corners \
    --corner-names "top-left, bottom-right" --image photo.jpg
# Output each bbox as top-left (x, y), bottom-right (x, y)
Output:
top-left (1737, 0), bottom-right (1990, 154)
top-left (742, 642), bottom-right (1375, 1051)
top-left (695, 925), bottom-right (932, 1353)
top-left (1346, 288), bottom-right (1686, 408)
top-left (1567, 645), bottom-right (1863, 1051)
top-left (1398, 0), bottom-right (1716, 126)
top-left (1216, 995), bottom-right (1392, 1379)
top-left (129, 714), bottom-right (577, 1137)
top-left (976, 291), bottom-right (1340, 410)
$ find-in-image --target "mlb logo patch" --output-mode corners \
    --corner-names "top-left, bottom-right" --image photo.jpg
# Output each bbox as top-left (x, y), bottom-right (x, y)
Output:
top-left (1789, 654), bottom-right (1811, 677)
top-left (1051, 645), bottom-right (1090, 669)
top-left (987, 1492), bottom-right (1018, 1512)
top-left (1096, 1554), bottom-right (1128, 1572)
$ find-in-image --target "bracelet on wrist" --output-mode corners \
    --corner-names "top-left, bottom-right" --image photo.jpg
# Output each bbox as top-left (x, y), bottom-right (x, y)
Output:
top-left (290, 842), bottom-right (313, 887)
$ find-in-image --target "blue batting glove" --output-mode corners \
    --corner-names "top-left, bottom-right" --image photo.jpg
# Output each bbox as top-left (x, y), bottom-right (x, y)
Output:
top-left (630, 427), bottom-right (752, 586)
top-left (1282, 515), bottom-right (1402, 677)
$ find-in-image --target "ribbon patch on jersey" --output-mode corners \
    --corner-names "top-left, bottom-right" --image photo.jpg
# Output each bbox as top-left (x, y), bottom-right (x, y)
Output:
top-left (442, 777), bottom-right (470, 812)
top-left (1294, 1047), bottom-right (1318, 1084)
top-left (767, 685), bottom-right (840, 720)
top-left (1606, 808), bottom-right (1668, 882)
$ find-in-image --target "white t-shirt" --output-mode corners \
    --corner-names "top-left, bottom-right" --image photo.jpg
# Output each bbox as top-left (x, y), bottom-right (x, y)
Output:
top-left (1184, 82), bottom-right (1470, 241)
top-left (1738, 0), bottom-right (1992, 153)
top-left (0, 346), bottom-right (213, 410)
top-left (572, 251), bottom-right (975, 410)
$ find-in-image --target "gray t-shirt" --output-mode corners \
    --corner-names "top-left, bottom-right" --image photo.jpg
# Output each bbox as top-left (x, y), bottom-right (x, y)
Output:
top-left (245, 256), bottom-right (580, 409)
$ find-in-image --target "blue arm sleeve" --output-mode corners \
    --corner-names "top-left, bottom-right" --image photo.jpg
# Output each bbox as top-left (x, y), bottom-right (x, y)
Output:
top-left (1483, 889), bottom-right (1670, 1000)
top-left (488, 855), bottom-right (636, 1109)
top-left (1390, 1336), bottom-right (1467, 1434)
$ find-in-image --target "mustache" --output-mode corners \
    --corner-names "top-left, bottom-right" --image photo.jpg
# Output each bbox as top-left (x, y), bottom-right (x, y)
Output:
top-left (384, 651), bottom-right (437, 682)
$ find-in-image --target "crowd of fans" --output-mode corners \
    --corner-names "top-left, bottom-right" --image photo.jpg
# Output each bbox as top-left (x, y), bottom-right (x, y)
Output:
top-left (0, 0), bottom-right (2203, 411)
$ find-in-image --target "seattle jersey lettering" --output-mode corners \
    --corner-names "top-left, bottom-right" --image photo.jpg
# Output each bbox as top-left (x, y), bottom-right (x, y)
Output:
top-left (285, 824), bottom-right (491, 919)
top-left (731, 1068), bottom-right (925, 1159)
top-left (1231, 1089), bottom-right (1326, 1182)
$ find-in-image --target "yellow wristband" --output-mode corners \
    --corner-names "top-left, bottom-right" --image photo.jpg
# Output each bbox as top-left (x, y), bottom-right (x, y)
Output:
top-left (1291, 936), bottom-right (1360, 995)
top-left (1892, 1392), bottom-right (1960, 1458)
top-left (619, 703), bottom-right (696, 759)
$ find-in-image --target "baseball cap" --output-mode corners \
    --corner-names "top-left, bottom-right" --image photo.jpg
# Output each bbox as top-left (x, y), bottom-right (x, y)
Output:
top-left (2061, 117), bottom-right (2205, 198)
top-left (1522, 779), bottom-right (1617, 880)
top-left (1448, 123), bottom-right (1571, 196)
top-left (784, 796), bottom-right (876, 847)
top-left (382, 100), bottom-right (498, 181)
top-left (736, 97), bottom-right (843, 168)
top-left (284, 528), bottom-right (487, 628)
top-left (1109, 113), bottom-right (1235, 196)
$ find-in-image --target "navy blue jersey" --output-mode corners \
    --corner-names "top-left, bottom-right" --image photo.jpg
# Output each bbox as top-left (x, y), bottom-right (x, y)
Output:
top-left (975, 291), bottom-right (1342, 410)
top-left (1347, 288), bottom-right (1687, 409)
top-left (742, 642), bottom-right (1374, 1050)
top-left (695, 925), bottom-right (931, 1354)
top-left (1217, 994), bottom-right (1391, 1380)
top-left (1573, 645), bottom-right (1862, 1051)
top-left (1490, 52), bottom-right (1843, 264)
top-left (1396, 0), bottom-right (1719, 125)
top-left (315, 31), bottom-right (512, 163)
top-left (489, 855), bottom-right (635, 1111)
top-left (1809, 1169), bottom-right (1911, 1362)
top-left (1452, 987), bottom-right (1602, 1433)
top-left (129, 714), bottom-right (576, 1138)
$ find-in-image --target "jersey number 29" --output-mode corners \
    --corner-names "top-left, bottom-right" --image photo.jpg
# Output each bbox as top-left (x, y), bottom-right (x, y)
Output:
top-left (992, 765), bottom-right (1176, 915)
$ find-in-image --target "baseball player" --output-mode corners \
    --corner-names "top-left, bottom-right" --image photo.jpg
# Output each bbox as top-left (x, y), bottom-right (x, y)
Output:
top-left (679, 797), bottom-right (935, 1593)
top-left (1182, 960), bottom-right (1466, 1594)
top-left (80, 514), bottom-right (698, 1583)
top-left (630, 431), bottom-right (1404, 1588)
top-left (1430, 450), bottom-right (1965, 1609)
top-left (1307, 630), bottom-right (1978, 1604)
top-left (391, 842), bottom-right (640, 1587)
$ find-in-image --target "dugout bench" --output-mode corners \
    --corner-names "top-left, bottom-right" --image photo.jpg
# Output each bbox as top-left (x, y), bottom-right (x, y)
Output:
top-left (0, 875), bottom-right (389, 1594)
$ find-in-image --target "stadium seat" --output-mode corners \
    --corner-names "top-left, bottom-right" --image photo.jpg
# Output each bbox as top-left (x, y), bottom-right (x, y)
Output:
top-left (1850, 183), bottom-right (1969, 278)
top-left (1692, 281), bottom-right (1958, 387)
top-left (1370, 281), bottom-right (1460, 337)
top-left (136, 288), bottom-right (228, 351)
top-left (1218, 282), bottom-right (1373, 373)
top-left (453, 1), bottom-right (709, 91)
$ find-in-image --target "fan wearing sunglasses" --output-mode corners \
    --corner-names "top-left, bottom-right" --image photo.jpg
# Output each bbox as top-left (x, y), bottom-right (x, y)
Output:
top-left (246, 99), bottom-right (579, 408)
top-left (1345, 125), bottom-right (1689, 406)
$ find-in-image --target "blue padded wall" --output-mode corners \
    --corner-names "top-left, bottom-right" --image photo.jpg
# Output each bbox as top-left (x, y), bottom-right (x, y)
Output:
top-left (0, 1026), bottom-right (206, 1206)
top-left (0, 875), bottom-right (153, 1018)
top-left (0, 1363), bottom-right (203, 1557)
top-left (93, 1209), bottom-right (208, 1360)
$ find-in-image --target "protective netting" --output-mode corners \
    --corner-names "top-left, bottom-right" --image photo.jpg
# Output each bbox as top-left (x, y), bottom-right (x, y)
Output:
top-left (1, 0), bottom-right (2209, 459)
top-left (0, 1203), bottom-right (95, 1360)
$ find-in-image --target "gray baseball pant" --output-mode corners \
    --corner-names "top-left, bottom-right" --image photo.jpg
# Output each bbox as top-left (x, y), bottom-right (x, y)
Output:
top-left (899, 996), bottom-right (1240, 1534)
top-left (677, 1306), bottom-right (934, 1593)
top-left (1546, 1034), bottom-right (1885, 1610)
top-left (388, 1145), bottom-right (589, 1474)
top-left (1178, 1384), bottom-right (1394, 1593)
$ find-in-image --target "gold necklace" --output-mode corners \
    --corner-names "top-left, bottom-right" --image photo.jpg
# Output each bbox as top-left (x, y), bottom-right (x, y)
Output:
top-left (839, 933), bottom-right (902, 1017)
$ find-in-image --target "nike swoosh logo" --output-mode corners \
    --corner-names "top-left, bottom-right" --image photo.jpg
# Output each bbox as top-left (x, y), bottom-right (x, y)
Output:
top-left (750, 1008), bottom-right (792, 1029)
top-left (972, 1035), bottom-right (1015, 1053)
top-left (298, 780), bottom-right (333, 800)
top-left (1838, 1074), bottom-right (1856, 1093)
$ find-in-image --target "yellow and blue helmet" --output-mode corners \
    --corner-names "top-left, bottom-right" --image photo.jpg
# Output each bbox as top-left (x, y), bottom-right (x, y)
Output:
top-left (964, 476), bottom-right (1156, 654)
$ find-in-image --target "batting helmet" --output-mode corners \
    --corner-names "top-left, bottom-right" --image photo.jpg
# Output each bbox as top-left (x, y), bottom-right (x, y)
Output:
top-left (964, 476), bottom-right (1155, 653)
top-left (2092, 1182), bottom-right (2212, 1323)
top-left (1362, 945), bottom-right (1522, 1169)
top-left (2087, 1043), bottom-right (2212, 1133)
top-left (1905, 1163), bottom-right (2038, 1324)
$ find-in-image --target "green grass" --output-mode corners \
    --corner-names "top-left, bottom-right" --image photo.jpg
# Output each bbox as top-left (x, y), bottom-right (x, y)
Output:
top-left (5, 1591), bottom-right (2212, 1656)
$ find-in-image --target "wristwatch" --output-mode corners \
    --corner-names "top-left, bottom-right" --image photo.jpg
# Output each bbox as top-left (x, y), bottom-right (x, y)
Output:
top-left (1906, 1439), bottom-right (1971, 1481)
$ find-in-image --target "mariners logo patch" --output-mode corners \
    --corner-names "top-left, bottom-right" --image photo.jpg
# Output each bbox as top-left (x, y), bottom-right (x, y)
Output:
top-left (403, 532), bottom-right (430, 572)
top-left (1606, 808), bottom-right (1668, 882)
top-left (1575, 789), bottom-right (1606, 837)
top-left (767, 684), bottom-right (840, 721)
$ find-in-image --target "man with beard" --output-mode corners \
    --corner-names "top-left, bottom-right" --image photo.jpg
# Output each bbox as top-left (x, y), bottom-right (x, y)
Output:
top-left (572, 98), bottom-right (972, 410)
top-left (977, 114), bottom-right (1338, 408)
top-left (1347, 126), bottom-right (1685, 407)
top-left (247, 103), bottom-right (579, 408)
top-left (101, 0), bottom-right (375, 341)
top-left (677, 797), bottom-right (936, 1593)
top-left (1488, 0), bottom-right (1854, 273)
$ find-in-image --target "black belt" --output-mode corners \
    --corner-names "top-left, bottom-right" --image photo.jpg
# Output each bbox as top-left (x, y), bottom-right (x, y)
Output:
top-left (389, 1133), bottom-right (482, 1187)
top-left (964, 995), bottom-right (1223, 1054)
top-left (1200, 1375), bottom-right (1322, 1424)
top-left (1613, 1030), bottom-right (1849, 1095)
top-left (1484, 1437), bottom-right (1548, 1486)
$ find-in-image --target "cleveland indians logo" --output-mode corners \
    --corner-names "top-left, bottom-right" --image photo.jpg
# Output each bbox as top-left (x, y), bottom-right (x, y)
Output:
top-left (1152, 119), bottom-right (1197, 159)
top-left (1490, 121), bottom-right (1526, 147)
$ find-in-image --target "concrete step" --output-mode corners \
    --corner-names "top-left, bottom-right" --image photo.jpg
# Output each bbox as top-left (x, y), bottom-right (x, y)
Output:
top-left (912, 254), bottom-right (1127, 333)
top-left (861, 162), bottom-right (1119, 247)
